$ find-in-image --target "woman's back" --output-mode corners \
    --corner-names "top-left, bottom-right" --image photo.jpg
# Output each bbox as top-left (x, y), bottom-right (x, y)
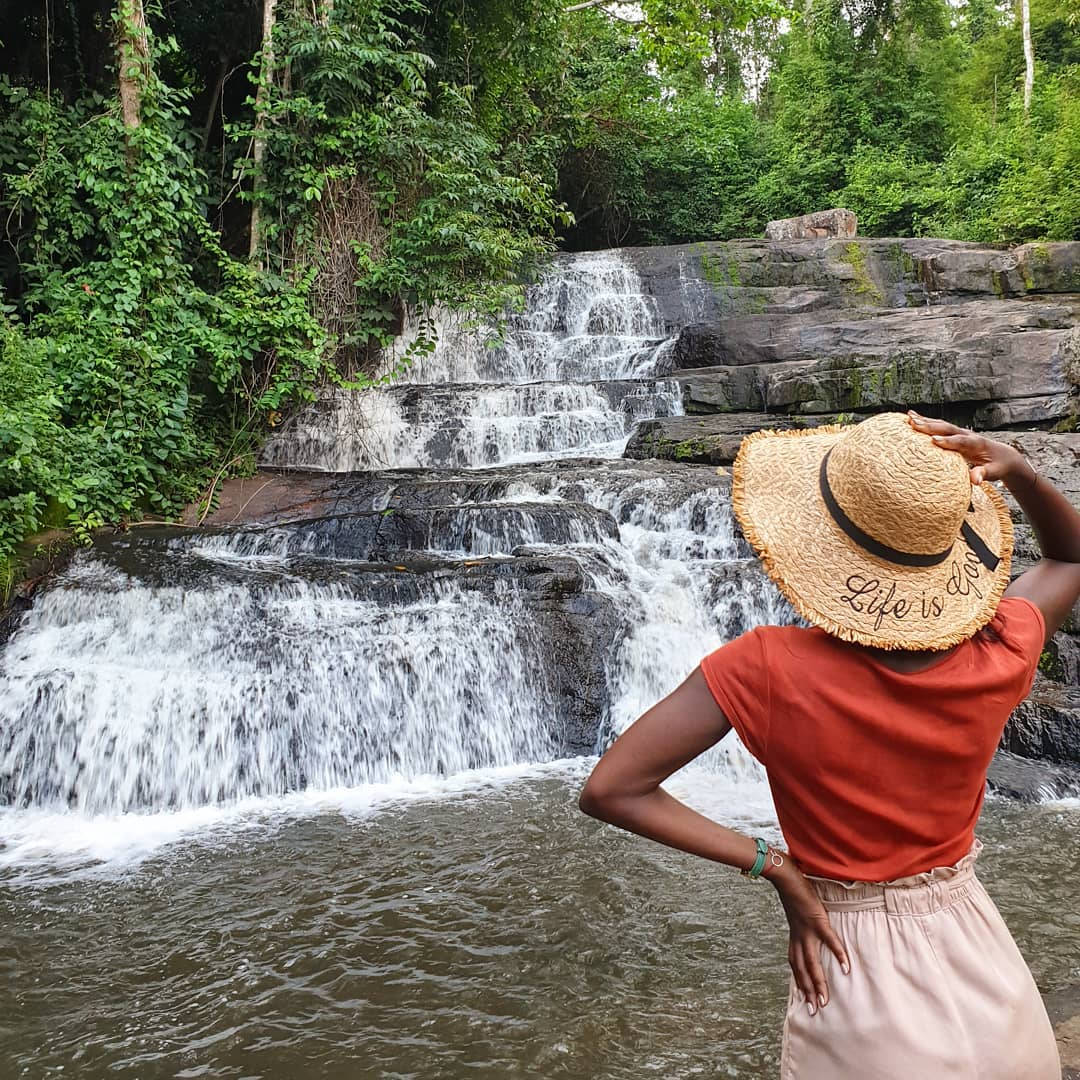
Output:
top-left (701, 597), bottom-right (1045, 880)
top-left (579, 413), bottom-right (1080, 1078)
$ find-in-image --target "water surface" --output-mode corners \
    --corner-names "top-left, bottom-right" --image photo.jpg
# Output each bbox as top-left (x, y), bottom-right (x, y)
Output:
top-left (3, 772), bottom-right (1076, 1079)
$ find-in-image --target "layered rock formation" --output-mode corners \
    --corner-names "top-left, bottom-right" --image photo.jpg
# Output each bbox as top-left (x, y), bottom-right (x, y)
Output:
top-left (621, 236), bottom-right (1080, 796)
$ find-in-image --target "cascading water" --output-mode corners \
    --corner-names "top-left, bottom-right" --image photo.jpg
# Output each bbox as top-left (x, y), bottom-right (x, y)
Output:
top-left (0, 248), bottom-right (784, 867)
top-left (261, 251), bottom-right (682, 471)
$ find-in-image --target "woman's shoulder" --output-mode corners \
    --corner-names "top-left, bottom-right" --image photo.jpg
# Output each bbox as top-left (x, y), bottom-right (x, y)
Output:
top-left (976, 595), bottom-right (1046, 664)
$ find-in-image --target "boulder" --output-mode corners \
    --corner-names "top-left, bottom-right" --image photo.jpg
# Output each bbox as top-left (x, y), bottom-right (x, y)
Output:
top-left (765, 209), bottom-right (858, 241)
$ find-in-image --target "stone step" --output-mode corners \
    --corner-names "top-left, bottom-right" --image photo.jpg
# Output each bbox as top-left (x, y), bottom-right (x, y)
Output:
top-left (625, 413), bottom-right (838, 465)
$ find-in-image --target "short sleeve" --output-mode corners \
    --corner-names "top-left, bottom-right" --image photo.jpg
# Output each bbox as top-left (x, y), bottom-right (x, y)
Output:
top-left (990, 596), bottom-right (1046, 698)
top-left (699, 628), bottom-right (771, 765)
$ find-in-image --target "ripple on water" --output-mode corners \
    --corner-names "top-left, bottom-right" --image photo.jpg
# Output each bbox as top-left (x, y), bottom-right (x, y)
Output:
top-left (0, 775), bottom-right (1077, 1079)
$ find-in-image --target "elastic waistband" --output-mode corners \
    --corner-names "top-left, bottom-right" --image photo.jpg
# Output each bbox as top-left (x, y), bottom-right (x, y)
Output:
top-left (809, 844), bottom-right (982, 917)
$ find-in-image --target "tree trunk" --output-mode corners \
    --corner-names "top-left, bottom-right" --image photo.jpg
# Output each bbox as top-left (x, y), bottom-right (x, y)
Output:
top-left (115, 0), bottom-right (149, 133)
top-left (1021, 0), bottom-right (1034, 114)
top-left (249, 0), bottom-right (277, 264)
top-left (201, 54), bottom-right (229, 153)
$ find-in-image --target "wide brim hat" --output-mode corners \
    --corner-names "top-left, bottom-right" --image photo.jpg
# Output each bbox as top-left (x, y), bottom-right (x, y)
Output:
top-left (733, 412), bottom-right (1013, 651)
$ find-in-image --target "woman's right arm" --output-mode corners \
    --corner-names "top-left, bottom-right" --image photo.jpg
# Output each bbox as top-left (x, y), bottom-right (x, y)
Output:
top-left (908, 412), bottom-right (1080, 640)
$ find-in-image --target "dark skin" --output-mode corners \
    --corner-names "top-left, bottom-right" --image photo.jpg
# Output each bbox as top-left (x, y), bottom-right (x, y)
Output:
top-left (579, 412), bottom-right (1080, 1015)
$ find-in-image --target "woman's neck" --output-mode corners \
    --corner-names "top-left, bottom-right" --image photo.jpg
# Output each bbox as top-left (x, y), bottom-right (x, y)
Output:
top-left (853, 642), bottom-right (961, 674)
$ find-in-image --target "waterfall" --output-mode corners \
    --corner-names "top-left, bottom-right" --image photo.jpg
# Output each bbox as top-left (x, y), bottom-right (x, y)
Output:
top-left (262, 251), bottom-right (683, 470)
top-left (0, 556), bottom-right (557, 815)
top-left (0, 248), bottom-right (787, 865)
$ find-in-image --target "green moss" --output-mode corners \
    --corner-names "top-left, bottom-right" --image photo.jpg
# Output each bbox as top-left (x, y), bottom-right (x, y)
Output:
top-left (673, 438), bottom-right (711, 460)
top-left (701, 254), bottom-right (725, 288)
top-left (700, 247), bottom-right (742, 292)
top-left (1017, 243), bottom-right (1050, 292)
top-left (838, 242), bottom-right (884, 303)
top-left (1038, 647), bottom-right (1066, 682)
top-left (848, 366), bottom-right (864, 406)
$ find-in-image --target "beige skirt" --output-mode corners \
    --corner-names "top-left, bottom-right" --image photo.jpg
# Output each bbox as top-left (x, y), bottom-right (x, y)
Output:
top-left (781, 846), bottom-right (1061, 1079)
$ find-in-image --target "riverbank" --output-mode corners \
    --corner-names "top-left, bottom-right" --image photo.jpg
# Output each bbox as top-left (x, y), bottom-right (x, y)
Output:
top-left (1047, 985), bottom-right (1080, 1077)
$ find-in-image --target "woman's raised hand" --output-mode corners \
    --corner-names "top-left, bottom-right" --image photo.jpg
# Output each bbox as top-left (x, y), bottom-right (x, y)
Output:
top-left (766, 857), bottom-right (850, 1015)
top-left (907, 411), bottom-right (1031, 486)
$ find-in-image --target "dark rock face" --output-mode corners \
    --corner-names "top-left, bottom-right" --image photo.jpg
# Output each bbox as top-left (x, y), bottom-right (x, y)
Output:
top-left (671, 297), bottom-right (1077, 420)
top-left (618, 238), bottom-right (1080, 428)
top-left (1002, 677), bottom-right (1080, 767)
top-left (625, 413), bottom-right (835, 465)
top-left (621, 237), bottom-right (1080, 326)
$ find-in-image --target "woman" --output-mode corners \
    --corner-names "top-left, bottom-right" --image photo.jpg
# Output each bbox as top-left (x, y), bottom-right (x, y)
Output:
top-left (579, 411), bottom-right (1080, 1079)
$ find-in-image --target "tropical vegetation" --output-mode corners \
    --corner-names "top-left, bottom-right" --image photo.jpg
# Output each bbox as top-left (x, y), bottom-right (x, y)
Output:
top-left (0, 0), bottom-right (1076, 584)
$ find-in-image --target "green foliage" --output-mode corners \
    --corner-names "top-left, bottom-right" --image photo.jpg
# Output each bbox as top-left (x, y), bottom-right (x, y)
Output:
top-left (840, 149), bottom-right (945, 238)
top-left (556, 12), bottom-right (768, 246)
top-left (234, 0), bottom-right (565, 363)
top-left (927, 70), bottom-right (1080, 242)
top-left (0, 42), bottom-right (332, 559)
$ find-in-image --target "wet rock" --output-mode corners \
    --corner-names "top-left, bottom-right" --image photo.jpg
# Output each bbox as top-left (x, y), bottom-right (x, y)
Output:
top-left (196, 458), bottom-right (730, 529)
top-left (199, 502), bottom-right (622, 560)
top-left (997, 435), bottom-right (1080, 625)
top-left (669, 298), bottom-right (1078, 421)
top-left (972, 394), bottom-right (1073, 430)
top-left (999, 433), bottom-right (1080, 504)
top-left (1002, 675), bottom-right (1080, 767)
top-left (0, 594), bottom-right (32, 650)
top-left (625, 413), bottom-right (835, 465)
top-left (985, 751), bottom-right (1080, 802)
top-left (765, 209), bottom-right (857, 241)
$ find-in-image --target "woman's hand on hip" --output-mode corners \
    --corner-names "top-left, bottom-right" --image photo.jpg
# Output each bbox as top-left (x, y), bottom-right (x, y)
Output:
top-left (766, 858), bottom-right (850, 1014)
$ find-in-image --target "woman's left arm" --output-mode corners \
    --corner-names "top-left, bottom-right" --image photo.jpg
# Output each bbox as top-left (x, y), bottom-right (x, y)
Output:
top-left (579, 666), bottom-right (849, 1012)
top-left (579, 667), bottom-right (760, 867)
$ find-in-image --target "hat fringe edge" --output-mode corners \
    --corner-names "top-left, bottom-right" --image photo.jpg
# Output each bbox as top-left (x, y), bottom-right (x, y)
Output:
top-left (732, 425), bottom-right (1015, 652)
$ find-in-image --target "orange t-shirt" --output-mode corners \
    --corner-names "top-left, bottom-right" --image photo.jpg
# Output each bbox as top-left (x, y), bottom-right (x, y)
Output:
top-left (699, 597), bottom-right (1045, 881)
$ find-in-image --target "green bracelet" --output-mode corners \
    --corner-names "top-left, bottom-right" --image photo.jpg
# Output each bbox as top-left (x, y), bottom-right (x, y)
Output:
top-left (742, 837), bottom-right (768, 879)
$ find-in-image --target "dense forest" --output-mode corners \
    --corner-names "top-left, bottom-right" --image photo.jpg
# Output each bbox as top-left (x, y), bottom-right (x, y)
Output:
top-left (0, 0), bottom-right (1077, 586)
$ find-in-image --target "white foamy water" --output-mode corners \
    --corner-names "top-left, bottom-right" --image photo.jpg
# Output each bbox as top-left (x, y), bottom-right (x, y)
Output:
top-left (394, 253), bottom-right (671, 385)
top-left (0, 250), bottom-right (789, 873)
top-left (0, 563), bottom-right (556, 816)
top-left (261, 379), bottom-right (681, 471)
top-left (262, 250), bottom-right (682, 470)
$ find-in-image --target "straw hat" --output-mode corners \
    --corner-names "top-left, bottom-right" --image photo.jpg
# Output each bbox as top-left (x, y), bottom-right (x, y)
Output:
top-left (733, 412), bottom-right (1013, 651)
